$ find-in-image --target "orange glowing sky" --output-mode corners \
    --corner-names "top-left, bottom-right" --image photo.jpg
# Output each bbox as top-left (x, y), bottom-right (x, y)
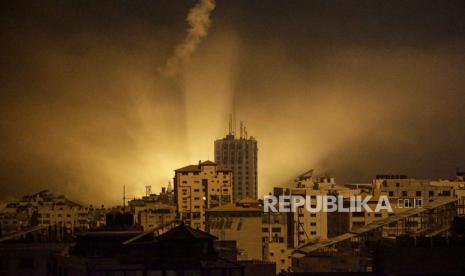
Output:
top-left (1, 0), bottom-right (465, 205)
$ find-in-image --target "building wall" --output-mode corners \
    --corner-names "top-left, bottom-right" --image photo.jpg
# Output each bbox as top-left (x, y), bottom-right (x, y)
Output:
top-left (138, 207), bottom-right (176, 230)
top-left (207, 211), bottom-right (262, 260)
top-left (261, 212), bottom-right (287, 244)
top-left (175, 162), bottom-right (233, 230)
top-left (263, 242), bottom-right (291, 273)
top-left (274, 178), bottom-right (360, 248)
top-left (215, 135), bottom-right (258, 200)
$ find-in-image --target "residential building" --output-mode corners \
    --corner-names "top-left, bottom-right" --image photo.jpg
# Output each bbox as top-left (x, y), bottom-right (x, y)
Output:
top-left (273, 170), bottom-right (360, 248)
top-left (128, 186), bottom-right (177, 230)
top-left (174, 160), bottom-right (233, 230)
top-left (55, 214), bottom-right (252, 276)
top-left (263, 242), bottom-right (292, 273)
top-left (206, 197), bottom-right (263, 260)
top-left (0, 190), bottom-right (90, 236)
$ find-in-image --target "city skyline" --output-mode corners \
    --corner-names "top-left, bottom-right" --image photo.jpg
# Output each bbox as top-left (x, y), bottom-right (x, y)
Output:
top-left (1, 0), bottom-right (465, 205)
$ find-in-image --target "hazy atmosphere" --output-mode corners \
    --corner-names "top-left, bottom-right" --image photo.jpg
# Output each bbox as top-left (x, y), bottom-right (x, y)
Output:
top-left (1, 0), bottom-right (465, 205)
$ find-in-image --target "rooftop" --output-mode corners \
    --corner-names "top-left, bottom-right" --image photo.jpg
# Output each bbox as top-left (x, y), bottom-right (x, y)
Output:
top-left (207, 202), bottom-right (262, 213)
top-left (175, 160), bottom-right (231, 173)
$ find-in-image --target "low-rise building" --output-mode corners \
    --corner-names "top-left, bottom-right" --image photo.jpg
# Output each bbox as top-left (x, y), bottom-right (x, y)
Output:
top-left (206, 197), bottom-right (263, 260)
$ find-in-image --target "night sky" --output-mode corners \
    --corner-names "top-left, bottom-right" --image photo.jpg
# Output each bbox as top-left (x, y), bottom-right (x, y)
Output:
top-left (1, 0), bottom-right (465, 204)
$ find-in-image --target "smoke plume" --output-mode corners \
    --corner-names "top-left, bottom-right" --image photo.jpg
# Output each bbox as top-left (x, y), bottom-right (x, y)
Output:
top-left (162, 0), bottom-right (216, 77)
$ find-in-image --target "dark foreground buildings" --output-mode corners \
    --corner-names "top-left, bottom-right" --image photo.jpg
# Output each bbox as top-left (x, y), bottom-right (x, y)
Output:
top-left (0, 211), bottom-right (275, 276)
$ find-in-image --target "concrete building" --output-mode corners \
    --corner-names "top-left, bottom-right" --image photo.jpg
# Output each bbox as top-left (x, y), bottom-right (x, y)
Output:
top-left (373, 174), bottom-right (455, 206)
top-left (262, 212), bottom-right (288, 244)
top-left (263, 242), bottom-right (292, 273)
top-left (370, 174), bottom-right (460, 236)
top-left (138, 205), bottom-right (176, 231)
top-left (214, 122), bottom-right (258, 200)
top-left (128, 186), bottom-right (177, 230)
top-left (54, 220), bottom-right (254, 276)
top-left (206, 197), bottom-right (263, 260)
top-left (0, 190), bottom-right (90, 236)
top-left (174, 160), bottom-right (233, 230)
top-left (273, 170), bottom-right (361, 248)
top-left (262, 212), bottom-right (292, 272)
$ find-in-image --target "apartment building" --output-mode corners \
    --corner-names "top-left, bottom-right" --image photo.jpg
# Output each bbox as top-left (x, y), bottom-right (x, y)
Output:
top-left (174, 160), bottom-right (233, 230)
top-left (128, 186), bottom-right (177, 230)
top-left (273, 170), bottom-right (361, 248)
top-left (0, 190), bottom-right (90, 235)
top-left (137, 204), bottom-right (176, 230)
top-left (264, 242), bottom-right (292, 274)
top-left (206, 197), bottom-right (262, 260)
top-left (262, 212), bottom-right (291, 273)
top-left (37, 202), bottom-right (88, 232)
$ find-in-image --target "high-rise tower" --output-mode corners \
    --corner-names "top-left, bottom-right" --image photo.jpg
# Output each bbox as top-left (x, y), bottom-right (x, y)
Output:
top-left (214, 117), bottom-right (258, 200)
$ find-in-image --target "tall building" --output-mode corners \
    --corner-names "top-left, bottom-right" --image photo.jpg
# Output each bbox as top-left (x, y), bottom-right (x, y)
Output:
top-left (174, 160), bottom-right (233, 230)
top-left (215, 120), bottom-right (258, 200)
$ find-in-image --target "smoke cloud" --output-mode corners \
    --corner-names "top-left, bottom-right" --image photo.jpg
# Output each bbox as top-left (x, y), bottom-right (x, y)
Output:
top-left (162, 0), bottom-right (216, 77)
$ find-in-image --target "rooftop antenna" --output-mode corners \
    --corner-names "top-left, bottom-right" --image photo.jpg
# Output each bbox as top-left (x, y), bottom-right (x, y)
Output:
top-left (233, 111), bottom-right (237, 137)
top-left (229, 114), bottom-right (233, 135)
top-left (240, 121), bottom-right (244, 139)
top-left (123, 185), bottom-right (126, 208)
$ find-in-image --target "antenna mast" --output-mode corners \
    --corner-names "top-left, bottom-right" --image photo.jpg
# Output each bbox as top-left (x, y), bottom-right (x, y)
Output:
top-left (233, 111), bottom-right (236, 137)
top-left (123, 185), bottom-right (126, 208)
top-left (240, 121), bottom-right (243, 139)
top-left (229, 114), bottom-right (233, 135)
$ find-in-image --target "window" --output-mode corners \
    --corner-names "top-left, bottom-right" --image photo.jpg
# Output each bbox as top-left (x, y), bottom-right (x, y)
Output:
top-left (388, 191), bottom-right (394, 197)
top-left (272, 227), bottom-right (281, 233)
top-left (416, 191), bottom-right (422, 197)
top-left (262, 227), bottom-right (268, 233)
top-left (310, 231), bottom-right (317, 235)
top-left (442, 190), bottom-right (451, 196)
top-left (310, 222), bottom-right (316, 226)
top-left (401, 191), bottom-right (408, 197)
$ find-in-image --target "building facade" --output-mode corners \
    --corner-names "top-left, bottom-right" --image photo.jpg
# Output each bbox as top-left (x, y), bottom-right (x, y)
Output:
top-left (206, 198), bottom-right (263, 260)
top-left (273, 171), bottom-right (361, 248)
top-left (214, 129), bottom-right (258, 201)
top-left (174, 160), bottom-right (233, 230)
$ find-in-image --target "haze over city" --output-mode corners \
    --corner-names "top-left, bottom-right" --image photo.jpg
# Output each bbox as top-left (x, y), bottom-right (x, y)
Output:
top-left (1, 0), bottom-right (465, 205)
